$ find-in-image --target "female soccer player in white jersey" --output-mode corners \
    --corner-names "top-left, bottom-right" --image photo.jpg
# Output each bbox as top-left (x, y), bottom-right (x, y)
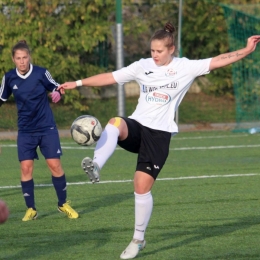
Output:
top-left (58, 22), bottom-right (260, 259)
top-left (0, 40), bottom-right (78, 221)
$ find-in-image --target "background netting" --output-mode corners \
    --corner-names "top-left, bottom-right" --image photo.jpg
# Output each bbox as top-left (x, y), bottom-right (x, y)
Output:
top-left (222, 4), bottom-right (260, 132)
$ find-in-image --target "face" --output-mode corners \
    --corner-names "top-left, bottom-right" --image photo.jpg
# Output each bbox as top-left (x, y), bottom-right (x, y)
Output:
top-left (151, 39), bottom-right (175, 66)
top-left (12, 49), bottom-right (30, 74)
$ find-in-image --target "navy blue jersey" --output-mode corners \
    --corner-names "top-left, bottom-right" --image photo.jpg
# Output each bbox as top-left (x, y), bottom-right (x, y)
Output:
top-left (0, 64), bottom-right (59, 133)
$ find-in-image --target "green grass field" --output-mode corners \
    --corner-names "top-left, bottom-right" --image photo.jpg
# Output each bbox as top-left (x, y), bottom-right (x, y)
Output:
top-left (1, 131), bottom-right (260, 259)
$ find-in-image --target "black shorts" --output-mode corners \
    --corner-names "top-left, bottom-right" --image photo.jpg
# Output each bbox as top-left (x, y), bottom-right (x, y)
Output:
top-left (117, 117), bottom-right (171, 179)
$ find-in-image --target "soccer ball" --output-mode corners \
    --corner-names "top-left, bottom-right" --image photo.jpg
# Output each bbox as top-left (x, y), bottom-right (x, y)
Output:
top-left (0, 200), bottom-right (9, 224)
top-left (70, 115), bottom-right (102, 146)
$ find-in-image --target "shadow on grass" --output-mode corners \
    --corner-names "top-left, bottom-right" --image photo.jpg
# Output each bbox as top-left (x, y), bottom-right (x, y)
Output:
top-left (78, 191), bottom-right (133, 214)
top-left (143, 215), bottom-right (260, 257)
top-left (28, 192), bottom-right (133, 219)
top-left (2, 192), bottom-right (133, 259)
top-left (4, 228), bottom-right (113, 260)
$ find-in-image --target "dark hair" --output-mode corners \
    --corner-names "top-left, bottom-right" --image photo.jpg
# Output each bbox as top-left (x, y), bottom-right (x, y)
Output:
top-left (12, 40), bottom-right (31, 57)
top-left (150, 22), bottom-right (176, 49)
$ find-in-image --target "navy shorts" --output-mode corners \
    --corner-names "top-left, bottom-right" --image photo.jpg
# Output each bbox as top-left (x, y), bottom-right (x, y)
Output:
top-left (117, 118), bottom-right (171, 179)
top-left (17, 128), bottom-right (62, 161)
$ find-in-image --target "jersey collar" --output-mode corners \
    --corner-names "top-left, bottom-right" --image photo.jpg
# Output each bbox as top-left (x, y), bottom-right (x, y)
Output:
top-left (16, 64), bottom-right (33, 79)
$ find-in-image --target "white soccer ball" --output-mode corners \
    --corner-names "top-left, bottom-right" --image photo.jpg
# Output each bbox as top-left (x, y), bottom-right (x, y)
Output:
top-left (70, 115), bottom-right (102, 146)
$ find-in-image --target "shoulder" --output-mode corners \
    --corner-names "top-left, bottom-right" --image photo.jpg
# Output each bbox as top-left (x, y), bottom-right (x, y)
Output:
top-left (32, 65), bottom-right (47, 73)
top-left (173, 57), bottom-right (189, 63)
top-left (31, 65), bottom-right (51, 78)
top-left (138, 58), bottom-right (155, 67)
top-left (3, 69), bottom-right (17, 82)
top-left (173, 57), bottom-right (211, 67)
top-left (5, 68), bottom-right (16, 77)
top-left (174, 57), bottom-right (211, 63)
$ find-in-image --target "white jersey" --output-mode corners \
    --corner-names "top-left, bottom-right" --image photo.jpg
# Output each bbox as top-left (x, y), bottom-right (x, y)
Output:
top-left (112, 57), bottom-right (212, 133)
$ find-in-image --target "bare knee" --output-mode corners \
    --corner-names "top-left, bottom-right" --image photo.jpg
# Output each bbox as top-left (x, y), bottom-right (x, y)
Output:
top-left (108, 117), bottom-right (128, 140)
top-left (46, 159), bottom-right (64, 177)
top-left (108, 117), bottom-right (122, 127)
top-left (20, 160), bottom-right (34, 181)
top-left (134, 171), bottom-right (155, 194)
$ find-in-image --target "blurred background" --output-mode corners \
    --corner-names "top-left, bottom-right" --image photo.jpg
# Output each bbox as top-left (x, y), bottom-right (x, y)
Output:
top-left (0, 0), bottom-right (260, 132)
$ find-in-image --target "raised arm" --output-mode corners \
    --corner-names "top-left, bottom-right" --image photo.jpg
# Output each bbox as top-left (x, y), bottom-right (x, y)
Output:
top-left (209, 35), bottom-right (260, 71)
top-left (57, 72), bottom-right (116, 92)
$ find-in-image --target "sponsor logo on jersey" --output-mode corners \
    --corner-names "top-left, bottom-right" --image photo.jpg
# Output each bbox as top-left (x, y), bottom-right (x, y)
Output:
top-left (142, 82), bottom-right (179, 93)
top-left (145, 71), bottom-right (154, 75)
top-left (163, 81), bottom-right (179, 90)
top-left (13, 85), bottom-right (18, 89)
top-left (146, 91), bottom-right (171, 105)
top-left (165, 68), bottom-right (177, 77)
top-left (154, 165), bottom-right (160, 169)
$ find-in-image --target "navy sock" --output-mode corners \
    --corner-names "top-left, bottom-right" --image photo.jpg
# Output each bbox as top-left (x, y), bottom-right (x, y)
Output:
top-left (21, 179), bottom-right (36, 210)
top-left (52, 174), bottom-right (67, 207)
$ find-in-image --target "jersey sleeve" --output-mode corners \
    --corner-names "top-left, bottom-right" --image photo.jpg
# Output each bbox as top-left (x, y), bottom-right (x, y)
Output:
top-left (0, 75), bottom-right (12, 102)
top-left (43, 70), bottom-right (60, 92)
top-left (184, 58), bottom-right (212, 77)
top-left (112, 61), bottom-right (139, 85)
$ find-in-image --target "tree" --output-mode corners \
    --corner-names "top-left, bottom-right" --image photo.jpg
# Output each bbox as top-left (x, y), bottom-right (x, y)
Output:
top-left (0, 0), bottom-right (116, 109)
top-left (122, 0), bottom-right (258, 96)
top-left (0, 0), bottom-right (257, 107)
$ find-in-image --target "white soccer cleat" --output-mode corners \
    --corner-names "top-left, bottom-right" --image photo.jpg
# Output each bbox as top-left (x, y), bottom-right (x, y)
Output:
top-left (120, 239), bottom-right (146, 259)
top-left (81, 157), bottom-right (100, 183)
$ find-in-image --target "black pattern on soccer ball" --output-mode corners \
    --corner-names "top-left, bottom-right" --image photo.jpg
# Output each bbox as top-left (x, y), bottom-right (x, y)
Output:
top-left (92, 118), bottom-right (101, 142)
top-left (70, 115), bottom-right (102, 146)
top-left (71, 124), bottom-right (90, 145)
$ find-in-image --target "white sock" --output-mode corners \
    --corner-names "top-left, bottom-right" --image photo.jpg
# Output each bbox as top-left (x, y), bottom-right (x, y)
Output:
top-left (93, 124), bottom-right (119, 169)
top-left (133, 191), bottom-right (153, 241)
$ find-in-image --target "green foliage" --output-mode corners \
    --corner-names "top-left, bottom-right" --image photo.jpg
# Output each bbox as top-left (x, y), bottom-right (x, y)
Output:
top-left (0, 0), bottom-right (116, 109)
top-left (0, 0), bottom-right (259, 106)
top-left (183, 0), bottom-right (256, 96)
top-left (122, 0), bottom-right (259, 96)
top-left (221, 3), bottom-right (260, 123)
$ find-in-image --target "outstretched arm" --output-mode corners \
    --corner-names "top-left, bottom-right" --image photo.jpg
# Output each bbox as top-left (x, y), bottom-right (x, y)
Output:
top-left (57, 72), bottom-right (116, 93)
top-left (209, 35), bottom-right (260, 71)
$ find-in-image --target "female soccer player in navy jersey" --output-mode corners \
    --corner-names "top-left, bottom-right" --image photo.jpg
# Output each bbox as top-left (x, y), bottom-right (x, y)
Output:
top-left (0, 40), bottom-right (78, 221)
top-left (58, 22), bottom-right (260, 259)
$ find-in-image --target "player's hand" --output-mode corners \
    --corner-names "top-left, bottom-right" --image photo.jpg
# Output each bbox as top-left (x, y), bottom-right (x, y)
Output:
top-left (49, 89), bottom-right (61, 103)
top-left (57, 81), bottom-right (77, 92)
top-left (246, 35), bottom-right (260, 53)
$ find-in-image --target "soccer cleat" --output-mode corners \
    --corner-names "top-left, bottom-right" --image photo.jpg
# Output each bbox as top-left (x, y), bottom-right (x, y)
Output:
top-left (58, 201), bottom-right (79, 219)
top-left (22, 208), bottom-right (38, 221)
top-left (81, 157), bottom-right (100, 183)
top-left (120, 239), bottom-right (146, 259)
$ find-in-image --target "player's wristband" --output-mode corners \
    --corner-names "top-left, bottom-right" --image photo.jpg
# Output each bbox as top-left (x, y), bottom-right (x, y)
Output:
top-left (76, 80), bottom-right (83, 87)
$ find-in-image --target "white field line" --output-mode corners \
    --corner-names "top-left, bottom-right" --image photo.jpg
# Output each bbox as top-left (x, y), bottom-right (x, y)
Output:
top-left (0, 173), bottom-right (259, 190)
top-left (0, 133), bottom-right (250, 146)
top-left (2, 143), bottom-right (260, 151)
top-left (171, 134), bottom-right (249, 140)
top-left (170, 144), bottom-right (260, 150)
top-left (59, 133), bottom-right (249, 143)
